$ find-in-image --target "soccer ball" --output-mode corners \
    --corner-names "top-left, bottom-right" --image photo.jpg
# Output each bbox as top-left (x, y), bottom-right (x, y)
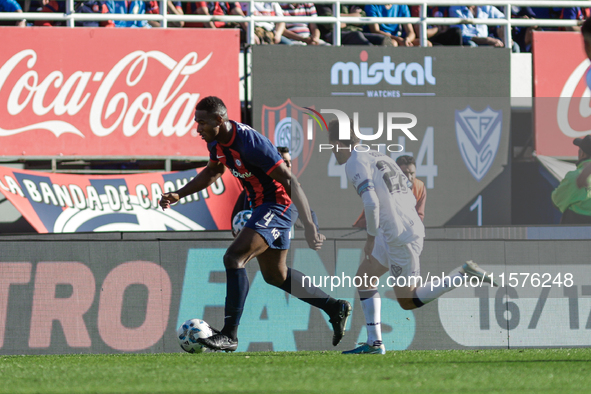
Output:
top-left (232, 209), bottom-right (252, 234)
top-left (177, 319), bottom-right (213, 353)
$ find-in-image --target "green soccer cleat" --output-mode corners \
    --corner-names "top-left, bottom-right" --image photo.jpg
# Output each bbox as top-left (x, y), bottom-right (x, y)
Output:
top-left (342, 343), bottom-right (386, 355)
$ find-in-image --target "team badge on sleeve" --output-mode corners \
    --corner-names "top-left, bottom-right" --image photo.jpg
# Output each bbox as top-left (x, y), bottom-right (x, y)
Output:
top-left (355, 179), bottom-right (375, 196)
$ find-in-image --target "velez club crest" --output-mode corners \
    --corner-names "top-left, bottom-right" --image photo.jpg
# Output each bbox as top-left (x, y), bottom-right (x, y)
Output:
top-left (455, 106), bottom-right (502, 182)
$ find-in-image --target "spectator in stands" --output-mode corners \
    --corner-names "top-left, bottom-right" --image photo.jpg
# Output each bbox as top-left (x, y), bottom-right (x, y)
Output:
top-left (560, 7), bottom-right (590, 32)
top-left (551, 135), bottom-right (591, 224)
top-left (364, 3), bottom-right (419, 47)
top-left (278, 3), bottom-right (329, 45)
top-left (0, 0), bottom-right (25, 26)
top-left (409, 6), bottom-right (461, 46)
top-left (104, 0), bottom-right (150, 27)
top-left (185, 2), bottom-right (249, 43)
top-left (450, 5), bottom-right (519, 52)
top-left (396, 155), bottom-right (426, 221)
top-left (34, 1), bottom-right (114, 27)
top-left (510, 6), bottom-right (540, 52)
top-left (147, 1), bottom-right (185, 28)
top-left (240, 2), bottom-right (287, 44)
top-left (277, 146), bottom-right (291, 168)
top-left (316, 4), bottom-right (393, 46)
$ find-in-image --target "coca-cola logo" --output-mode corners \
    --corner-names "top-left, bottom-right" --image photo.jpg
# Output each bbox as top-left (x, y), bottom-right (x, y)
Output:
top-left (557, 58), bottom-right (591, 138)
top-left (0, 49), bottom-right (212, 139)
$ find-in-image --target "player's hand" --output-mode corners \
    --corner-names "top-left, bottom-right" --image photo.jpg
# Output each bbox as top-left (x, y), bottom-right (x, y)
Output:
top-left (305, 227), bottom-right (325, 250)
top-left (489, 37), bottom-right (504, 47)
top-left (159, 192), bottom-right (180, 210)
top-left (364, 235), bottom-right (375, 260)
top-left (306, 36), bottom-right (320, 46)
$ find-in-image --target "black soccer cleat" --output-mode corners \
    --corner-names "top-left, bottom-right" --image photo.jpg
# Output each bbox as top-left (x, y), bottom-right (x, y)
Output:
top-left (328, 299), bottom-right (352, 346)
top-left (197, 333), bottom-right (238, 352)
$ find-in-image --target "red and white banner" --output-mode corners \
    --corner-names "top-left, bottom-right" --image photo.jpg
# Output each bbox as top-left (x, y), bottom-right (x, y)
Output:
top-left (533, 31), bottom-right (591, 157)
top-left (0, 165), bottom-right (242, 233)
top-left (0, 28), bottom-right (239, 157)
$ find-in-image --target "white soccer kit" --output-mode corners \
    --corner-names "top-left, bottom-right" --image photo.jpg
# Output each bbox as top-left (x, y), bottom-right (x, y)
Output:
top-left (345, 149), bottom-right (425, 279)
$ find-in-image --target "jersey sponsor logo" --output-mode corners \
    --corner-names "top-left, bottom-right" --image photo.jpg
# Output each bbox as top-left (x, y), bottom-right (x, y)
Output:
top-left (331, 53), bottom-right (436, 86)
top-left (230, 168), bottom-right (253, 179)
top-left (455, 106), bottom-right (502, 182)
top-left (260, 99), bottom-right (315, 178)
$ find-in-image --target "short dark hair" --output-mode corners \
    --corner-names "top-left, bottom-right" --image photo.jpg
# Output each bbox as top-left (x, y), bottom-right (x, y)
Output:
top-left (328, 119), bottom-right (359, 147)
top-left (277, 146), bottom-right (290, 154)
top-left (396, 155), bottom-right (416, 166)
top-left (195, 96), bottom-right (227, 117)
top-left (583, 18), bottom-right (591, 40)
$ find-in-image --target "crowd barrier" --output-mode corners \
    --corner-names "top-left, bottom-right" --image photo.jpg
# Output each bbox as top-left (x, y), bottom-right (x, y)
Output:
top-left (0, 0), bottom-right (585, 46)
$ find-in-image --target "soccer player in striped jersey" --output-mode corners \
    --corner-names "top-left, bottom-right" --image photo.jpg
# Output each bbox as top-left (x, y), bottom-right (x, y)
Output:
top-left (160, 97), bottom-right (351, 352)
top-left (327, 120), bottom-right (497, 355)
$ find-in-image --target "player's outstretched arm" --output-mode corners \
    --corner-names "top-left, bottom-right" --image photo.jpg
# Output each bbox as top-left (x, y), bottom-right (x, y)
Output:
top-left (159, 161), bottom-right (225, 210)
top-left (269, 163), bottom-right (325, 250)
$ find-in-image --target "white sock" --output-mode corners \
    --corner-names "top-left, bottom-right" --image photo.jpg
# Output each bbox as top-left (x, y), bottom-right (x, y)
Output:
top-left (415, 271), bottom-right (464, 305)
top-left (359, 289), bottom-right (382, 346)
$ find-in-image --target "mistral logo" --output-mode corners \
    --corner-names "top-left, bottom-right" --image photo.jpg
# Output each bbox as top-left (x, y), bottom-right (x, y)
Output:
top-left (303, 108), bottom-right (418, 153)
top-left (331, 51), bottom-right (436, 86)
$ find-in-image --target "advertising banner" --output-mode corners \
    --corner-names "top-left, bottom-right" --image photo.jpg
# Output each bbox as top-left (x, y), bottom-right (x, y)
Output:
top-left (533, 31), bottom-right (590, 157)
top-left (0, 28), bottom-right (240, 157)
top-left (252, 47), bottom-right (511, 227)
top-left (0, 166), bottom-right (242, 233)
top-left (0, 235), bottom-right (589, 355)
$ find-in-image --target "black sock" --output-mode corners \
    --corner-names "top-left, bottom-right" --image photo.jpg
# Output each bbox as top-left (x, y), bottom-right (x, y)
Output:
top-left (278, 268), bottom-right (337, 313)
top-left (221, 268), bottom-right (249, 340)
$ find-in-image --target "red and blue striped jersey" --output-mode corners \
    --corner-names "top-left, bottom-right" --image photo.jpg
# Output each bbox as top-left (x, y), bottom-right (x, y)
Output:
top-left (208, 121), bottom-right (291, 208)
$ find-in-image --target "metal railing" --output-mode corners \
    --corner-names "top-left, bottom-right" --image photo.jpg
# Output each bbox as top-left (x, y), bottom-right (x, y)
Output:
top-left (0, 0), bottom-right (587, 47)
top-left (0, 0), bottom-right (585, 172)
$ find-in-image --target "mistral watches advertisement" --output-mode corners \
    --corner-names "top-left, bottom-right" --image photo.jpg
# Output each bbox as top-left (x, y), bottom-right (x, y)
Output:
top-left (252, 47), bottom-right (511, 228)
top-left (533, 31), bottom-right (591, 158)
top-left (0, 166), bottom-right (242, 232)
top-left (0, 28), bottom-right (240, 157)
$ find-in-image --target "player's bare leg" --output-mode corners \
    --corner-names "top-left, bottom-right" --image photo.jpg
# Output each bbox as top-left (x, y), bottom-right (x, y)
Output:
top-left (343, 257), bottom-right (387, 355)
top-left (198, 227), bottom-right (268, 352)
top-left (257, 247), bottom-right (352, 346)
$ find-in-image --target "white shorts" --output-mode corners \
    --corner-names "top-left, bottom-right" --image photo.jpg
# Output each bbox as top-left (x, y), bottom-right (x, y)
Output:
top-left (371, 232), bottom-right (423, 281)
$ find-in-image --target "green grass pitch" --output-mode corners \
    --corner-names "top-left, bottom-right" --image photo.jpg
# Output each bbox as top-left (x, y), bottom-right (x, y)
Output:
top-left (1, 349), bottom-right (591, 393)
